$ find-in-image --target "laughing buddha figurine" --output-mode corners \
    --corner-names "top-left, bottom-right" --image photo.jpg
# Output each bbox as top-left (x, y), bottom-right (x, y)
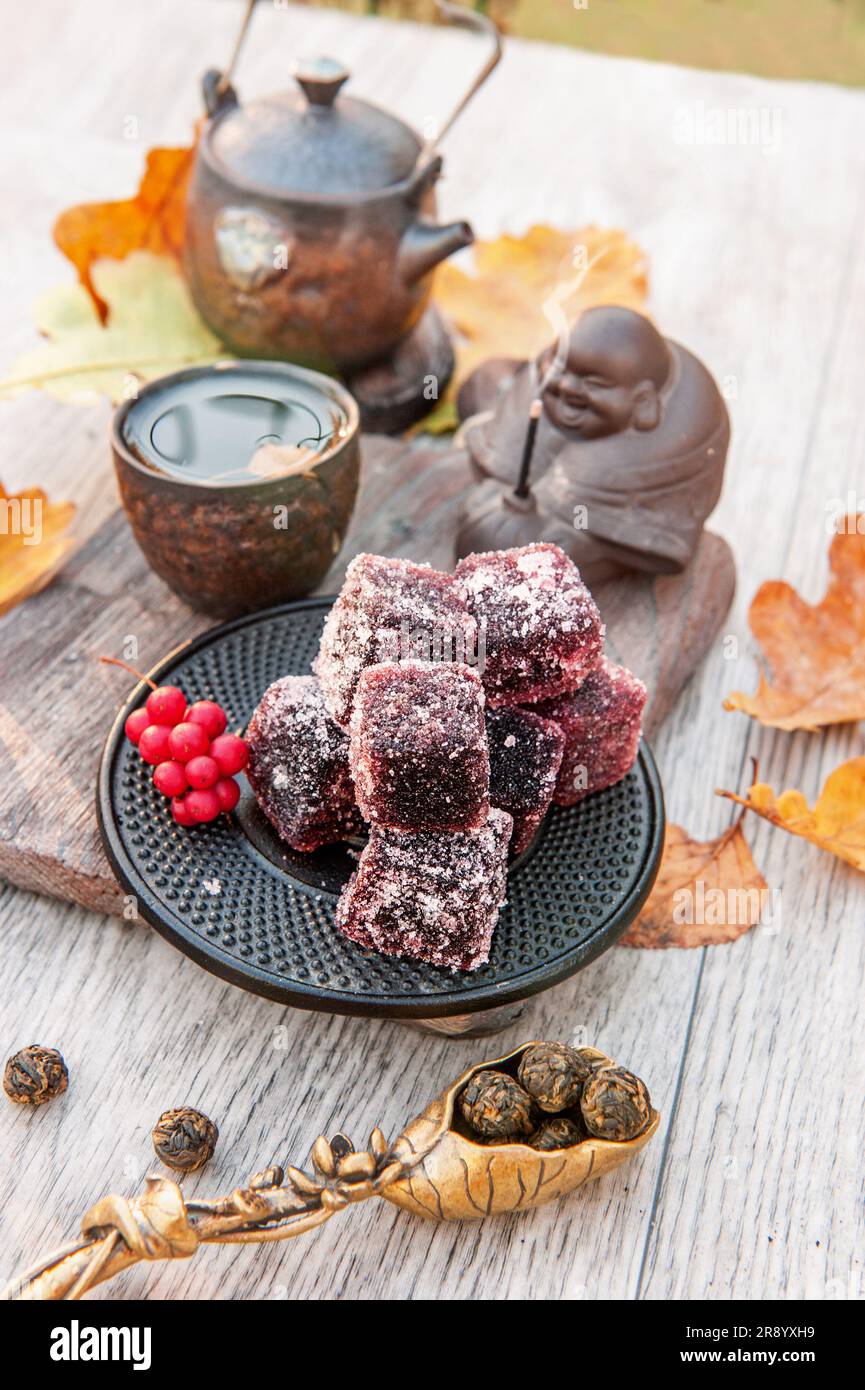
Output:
top-left (456, 305), bottom-right (730, 584)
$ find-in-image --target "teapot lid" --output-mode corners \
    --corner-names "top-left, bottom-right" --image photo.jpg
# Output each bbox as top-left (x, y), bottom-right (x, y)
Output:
top-left (206, 58), bottom-right (423, 198)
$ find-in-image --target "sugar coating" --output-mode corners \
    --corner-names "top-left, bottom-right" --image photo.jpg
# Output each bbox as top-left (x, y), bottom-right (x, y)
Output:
top-left (533, 658), bottom-right (647, 806)
top-left (335, 809), bottom-right (513, 971)
top-left (314, 553), bottom-right (478, 728)
top-left (454, 543), bottom-right (604, 707)
top-left (246, 675), bottom-right (365, 851)
top-left (350, 661), bottom-right (490, 831)
top-left (486, 707), bottom-right (565, 855)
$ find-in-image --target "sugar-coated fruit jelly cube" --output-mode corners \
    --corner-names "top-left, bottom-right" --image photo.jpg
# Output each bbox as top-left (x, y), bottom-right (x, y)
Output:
top-left (350, 661), bottom-right (490, 831)
top-left (533, 658), bottom-right (647, 806)
top-left (454, 543), bottom-right (604, 707)
top-left (246, 675), bottom-right (364, 852)
top-left (486, 706), bottom-right (565, 855)
top-left (335, 809), bottom-right (513, 972)
top-left (314, 553), bottom-right (479, 728)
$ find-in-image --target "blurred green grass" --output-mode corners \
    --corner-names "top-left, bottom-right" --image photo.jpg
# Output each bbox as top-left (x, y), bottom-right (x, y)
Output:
top-left (320, 1), bottom-right (865, 86)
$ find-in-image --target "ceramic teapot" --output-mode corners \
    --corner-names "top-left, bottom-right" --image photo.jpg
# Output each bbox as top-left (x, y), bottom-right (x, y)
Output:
top-left (183, 1), bottom-right (501, 373)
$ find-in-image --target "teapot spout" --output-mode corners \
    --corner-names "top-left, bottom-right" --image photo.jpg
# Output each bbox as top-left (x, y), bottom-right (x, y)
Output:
top-left (399, 219), bottom-right (473, 285)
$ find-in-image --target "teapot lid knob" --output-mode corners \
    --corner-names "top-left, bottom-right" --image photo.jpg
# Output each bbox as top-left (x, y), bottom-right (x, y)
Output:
top-left (293, 56), bottom-right (349, 108)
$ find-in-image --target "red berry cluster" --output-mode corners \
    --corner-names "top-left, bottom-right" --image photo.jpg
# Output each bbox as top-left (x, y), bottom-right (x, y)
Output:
top-left (124, 685), bottom-right (248, 825)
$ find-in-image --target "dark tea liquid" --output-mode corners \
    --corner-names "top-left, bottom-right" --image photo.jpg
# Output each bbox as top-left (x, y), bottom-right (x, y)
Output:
top-left (123, 366), bottom-right (346, 485)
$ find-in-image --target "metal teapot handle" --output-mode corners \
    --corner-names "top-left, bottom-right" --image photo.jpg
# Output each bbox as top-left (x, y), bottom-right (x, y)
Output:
top-left (425, 1), bottom-right (503, 151)
top-left (202, 0), bottom-right (258, 115)
top-left (202, 0), bottom-right (502, 138)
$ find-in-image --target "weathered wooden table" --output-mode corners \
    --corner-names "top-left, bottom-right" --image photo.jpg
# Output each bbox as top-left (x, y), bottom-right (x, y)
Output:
top-left (1, 0), bottom-right (863, 1301)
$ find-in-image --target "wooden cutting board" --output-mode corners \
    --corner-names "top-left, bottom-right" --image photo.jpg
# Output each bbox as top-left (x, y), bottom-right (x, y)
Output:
top-left (0, 435), bottom-right (733, 914)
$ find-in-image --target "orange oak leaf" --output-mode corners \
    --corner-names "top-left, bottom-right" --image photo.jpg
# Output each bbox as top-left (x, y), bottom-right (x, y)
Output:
top-left (53, 142), bottom-right (196, 323)
top-left (719, 758), bottom-right (865, 872)
top-left (619, 813), bottom-right (768, 948)
top-left (0, 484), bottom-right (77, 618)
top-left (724, 519), bottom-right (865, 730)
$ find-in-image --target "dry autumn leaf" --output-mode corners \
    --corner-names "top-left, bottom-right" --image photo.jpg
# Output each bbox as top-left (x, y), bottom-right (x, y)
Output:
top-left (619, 813), bottom-right (768, 948)
top-left (724, 519), bottom-right (865, 730)
top-left (0, 252), bottom-right (223, 403)
top-left (719, 759), bottom-right (865, 873)
top-left (53, 143), bottom-right (196, 322)
top-left (0, 484), bottom-right (77, 618)
top-left (427, 224), bottom-right (649, 431)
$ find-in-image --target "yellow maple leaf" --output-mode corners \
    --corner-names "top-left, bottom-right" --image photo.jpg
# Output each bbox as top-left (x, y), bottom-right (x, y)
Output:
top-left (718, 758), bottom-right (865, 872)
top-left (0, 252), bottom-right (223, 404)
top-left (619, 815), bottom-right (767, 949)
top-left (0, 485), bottom-right (77, 617)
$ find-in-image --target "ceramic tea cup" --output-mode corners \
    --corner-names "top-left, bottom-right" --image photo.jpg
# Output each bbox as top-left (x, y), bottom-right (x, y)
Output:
top-left (112, 361), bottom-right (360, 618)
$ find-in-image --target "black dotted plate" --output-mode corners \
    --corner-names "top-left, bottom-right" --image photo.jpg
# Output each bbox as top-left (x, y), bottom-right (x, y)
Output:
top-left (97, 599), bottom-right (665, 1019)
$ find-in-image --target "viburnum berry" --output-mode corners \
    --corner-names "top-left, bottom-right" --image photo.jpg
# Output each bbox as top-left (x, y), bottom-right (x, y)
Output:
top-left (138, 725), bottom-right (174, 765)
top-left (171, 795), bottom-right (196, 826)
top-left (145, 685), bottom-right (187, 726)
top-left (168, 722), bottom-right (210, 762)
top-left (209, 733), bottom-right (249, 776)
top-left (185, 789), bottom-right (221, 823)
top-left (186, 700), bottom-right (227, 739)
top-left (185, 755), bottom-right (220, 790)
top-left (102, 656), bottom-right (244, 830)
top-left (153, 760), bottom-right (189, 797)
top-left (125, 708), bottom-right (151, 745)
top-left (214, 777), bottom-right (240, 812)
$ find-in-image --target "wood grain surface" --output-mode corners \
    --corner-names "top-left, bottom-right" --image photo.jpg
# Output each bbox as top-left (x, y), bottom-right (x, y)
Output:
top-left (0, 0), bottom-right (863, 1301)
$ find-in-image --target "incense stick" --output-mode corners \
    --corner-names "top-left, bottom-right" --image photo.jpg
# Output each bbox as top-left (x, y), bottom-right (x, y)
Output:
top-left (514, 398), bottom-right (543, 499)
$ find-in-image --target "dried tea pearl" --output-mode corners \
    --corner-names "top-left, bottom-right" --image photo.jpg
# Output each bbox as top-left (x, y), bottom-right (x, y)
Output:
top-left (152, 1106), bottom-right (218, 1172)
top-left (3, 1045), bottom-right (68, 1106)
top-left (518, 1041), bottom-right (592, 1113)
top-left (580, 1067), bottom-right (652, 1142)
top-left (458, 1070), bottom-right (537, 1141)
top-left (576, 1047), bottom-right (612, 1073)
top-left (532, 1116), bottom-right (583, 1151)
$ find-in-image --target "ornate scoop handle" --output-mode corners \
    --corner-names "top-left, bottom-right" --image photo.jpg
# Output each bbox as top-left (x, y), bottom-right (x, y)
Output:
top-left (2, 1131), bottom-right (403, 1302)
top-left (3, 1042), bottom-right (658, 1301)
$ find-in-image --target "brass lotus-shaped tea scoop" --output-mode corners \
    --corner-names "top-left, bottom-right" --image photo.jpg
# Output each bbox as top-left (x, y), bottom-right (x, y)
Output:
top-left (3, 1042), bottom-right (658, 1301)
top-left (383, 1044), bottom-right (658, 1221)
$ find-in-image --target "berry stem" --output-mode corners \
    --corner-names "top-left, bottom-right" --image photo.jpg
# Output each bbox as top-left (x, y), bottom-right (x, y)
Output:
top-left (99, 655), bottom-right (158, 690)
